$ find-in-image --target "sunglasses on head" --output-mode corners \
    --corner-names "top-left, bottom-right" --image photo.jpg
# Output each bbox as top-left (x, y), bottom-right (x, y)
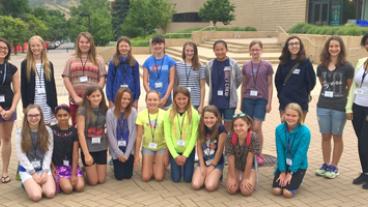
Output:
top-left (232, 112), bottom-right (252, 120)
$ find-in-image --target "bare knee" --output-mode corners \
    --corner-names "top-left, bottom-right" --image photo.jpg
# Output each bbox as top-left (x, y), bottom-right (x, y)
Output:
top-left (75, 183), bottom-right (85, 192)
top-left (272, 188), bottom-right (282, 196)
top-left (282, 189), bottom-right (294, 198)
top-left (60, 183), bottom-right (73, 194)
top-left (227, 186), bottom-right (238, 194)
top-left (205, 181), bottom-right (219, 192)
top-left (88, 177), bottom-right (98, 186)
top-left (192, 181), bottom-right (202, 190)
top-left (142, 174), bottom-right (152, 182)
top-left (240, 188), bottom-right (253, 197)
top-left (28, 191), bottom-right (42, 202)
top-left (98, 177), bottom-right (106, 184)
top-left (154, 173), bottom-right (164, 182)
top-left (44, 189), bottom-right (56, 198)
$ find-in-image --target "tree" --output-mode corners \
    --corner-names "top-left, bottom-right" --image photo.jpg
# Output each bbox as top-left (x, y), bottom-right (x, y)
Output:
top-left (33, 8), bottom-right (68, 41)
top-left (121, 0), bottom-right (174, 37)
top-left (68, 0), bottom-right (113, 45)
top-left (199, 0), bottom-right (235, 26)
top-left (0, 16), bottom-right (29, 44)
top-left (0, 0), bottom-right (30, 18)
top-left (23, 14), bottom-right (48, 38)
top-left (111, 0), bottom-right (130, 39)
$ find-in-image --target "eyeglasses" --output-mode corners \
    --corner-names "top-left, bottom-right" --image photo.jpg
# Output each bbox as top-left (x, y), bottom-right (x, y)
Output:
top-left (27, 114), bottom-right (41, 118)
top-left (0, 46), bottom-right (8, 51)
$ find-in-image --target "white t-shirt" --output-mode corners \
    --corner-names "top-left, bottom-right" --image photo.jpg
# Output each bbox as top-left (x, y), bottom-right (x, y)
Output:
top-left (353, 66), bottom-right (368, 107)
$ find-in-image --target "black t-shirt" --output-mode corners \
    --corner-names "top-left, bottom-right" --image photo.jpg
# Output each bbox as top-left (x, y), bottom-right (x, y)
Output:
top-left (51, 125), bottom-right (78, 166)
top-left (317, 63), bottom-right (355, 112)
top-left (0, 62), bottom-right (17, 109)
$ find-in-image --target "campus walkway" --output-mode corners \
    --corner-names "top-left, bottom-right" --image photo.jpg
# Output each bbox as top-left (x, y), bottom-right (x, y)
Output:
top-left (0, 50), bottom-right (366, 207)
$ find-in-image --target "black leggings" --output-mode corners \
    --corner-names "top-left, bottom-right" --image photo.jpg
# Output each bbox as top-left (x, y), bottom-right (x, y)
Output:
top-left (112, 155), bottom-right (134, 180)
top-left (352, 104), bottom-right (368, 173)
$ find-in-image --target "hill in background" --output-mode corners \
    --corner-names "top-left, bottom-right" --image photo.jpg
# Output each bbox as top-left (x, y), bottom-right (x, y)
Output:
top-left (28, 0), bottom-right (80, 17)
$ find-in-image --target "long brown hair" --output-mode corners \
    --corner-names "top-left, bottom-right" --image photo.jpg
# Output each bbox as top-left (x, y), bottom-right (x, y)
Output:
top-left (182, 41), bottom-right (200, 70)
top-left (81, 85), bottom-right (108, 125)
top-left (113, 87), bottom-right (133, 119)
top-left (279, 36), bottom-right (306, 65)
top-left (112, 36), bottom-right (137, 67)
top-left (21, 105), bottom-right (50, 153)
top-left (170, 86), bottom-right (193, 122)
top-left (198, 105), bottom-right (222, 144)
top-left (320, 36), bottom-right (347, 67)
top-left (26, 35), bottom-right (51, 81)
top-left (75, 32), bottom-right (98, 66)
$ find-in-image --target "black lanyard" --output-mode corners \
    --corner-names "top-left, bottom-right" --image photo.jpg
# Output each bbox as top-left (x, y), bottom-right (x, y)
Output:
top-left (177, 113), bottom-right (186, 140)
top-left (361, 70), bottom-right (368, 88)
top-left (250, 61), bottom-right (260, 89)
top-left (148, 111), bottom-right (158, 142)
top-left (80, 57), bottom-right (88, 76)
top-left (184, 63), bottom-right (192, 84)
top-left (285, 125), bottom-right (293, 157)
top-left (153, 56), bottom-right (165, 81)
top-left (1, 63), bottom-right (6, 86)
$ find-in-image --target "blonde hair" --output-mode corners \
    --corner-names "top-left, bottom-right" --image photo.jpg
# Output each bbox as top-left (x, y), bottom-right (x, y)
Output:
top-left (26, 35), bottom-right (51, 81)
top-left (75, 32), bottom-right (98, 66)
top-left (284, 103), bottom-right (304, 124)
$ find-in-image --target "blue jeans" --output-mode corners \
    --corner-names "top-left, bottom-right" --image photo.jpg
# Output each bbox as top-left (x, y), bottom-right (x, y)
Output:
top-left (241, 98), bottom-right (267, 121)
top-left (169, 151), bottom-right (195, 183)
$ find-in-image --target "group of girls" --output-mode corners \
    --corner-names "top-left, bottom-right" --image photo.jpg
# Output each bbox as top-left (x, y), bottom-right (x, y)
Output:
top-left (0, 30), bottom-right (367, 201)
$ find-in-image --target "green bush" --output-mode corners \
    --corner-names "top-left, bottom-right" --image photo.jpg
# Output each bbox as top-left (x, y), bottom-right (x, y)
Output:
top-left (288, 23), bottom-right (368, 36)
top-left (164, 33), bottom-right (191, 38)
top-left (130, 36), bottom-right (151, 47)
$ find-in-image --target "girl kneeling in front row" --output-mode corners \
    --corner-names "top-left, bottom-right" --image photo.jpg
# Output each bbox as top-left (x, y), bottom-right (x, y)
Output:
top-left (272, 103), bottom-right (311, 198)
top-left (52, 105), bottom-right (84, 193)
top-left (226, 113), bottom-right (260, 196)
top-left (192, 105), bottom-right (226, 191)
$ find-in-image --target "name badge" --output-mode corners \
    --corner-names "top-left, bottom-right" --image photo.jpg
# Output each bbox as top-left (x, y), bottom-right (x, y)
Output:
top-left (205, 159), bottom-right (213, 166)
top-left (224, 66), bottom-right (231, 71)
top-left (0, 95), bottom-right (5, 103)
top-left (155, 82), bottom-right (163, 89)
top-left (118, 140), bottom-right (127, 147)
top-left (292, 69), bottom-right (301, 75)
top-left (91, 136), bottom-right (101, 144)
top-left (31, 160), bottom-right (41, 169)
top-left (286, 158), bottom-right (293, 166)
top-left (120, 84), bottom-right (128, 88)
top-left (63, 160), bottom-right (70, 166)
top-left (37, 88), bottom-right (46, 94)
top-left (355, 88), bottom-right (368, 95)
top-left (250, 90), bottom-right (258, 97)
top-left (186, 87), bottom-right (191, 92)
top-left (79, 76), bottom-right (88, 82)
top-left (324, 91), bottom-right (334, 98)
top-left (148, 142), bottom-right (158, 149)
top-left (177, 139), bottom-right (185, 147)
top-left (217, 90), bottom-right (224, 96)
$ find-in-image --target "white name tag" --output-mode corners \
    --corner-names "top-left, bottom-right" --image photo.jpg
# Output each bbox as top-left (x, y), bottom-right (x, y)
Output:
top-left (250, 90), bottom-right (258, 97)
top-left (31, 160), bottom-right (41, 169)
top-left (79, 76), bottom-right (88, 82)
top-left (217, 90), bottom-right (223, 96)
top-left (324, 91), bottom-right (334, 98)
top-left (293, 69), bottom-right (301, 75)
top-left (0, 95), bottom-right (5, 103)
top-left (118, 140), bottom-right (127, 147)
top-left (120, 84), bottom-right (128, 88)
top-left (148, 142), bottom-right (158, 149)
top-left (286, 158), bottom-right (293, 166)
top-left (155, 82), bottom-right (163, 89)
top-left (37, 88), bottom-right (46, 94)
top-left (91, 136), bottom-right (101, 144)
top-left (355, 88), bottom-right (368, 95)
top-left (224, 66), bottom-right (231, 71)
top-left (205, 159), bottom-right (213, 166)
top-left (63, 160), bottom-right (70, 166)
top-left (177, 139), bottom-right (185, 147)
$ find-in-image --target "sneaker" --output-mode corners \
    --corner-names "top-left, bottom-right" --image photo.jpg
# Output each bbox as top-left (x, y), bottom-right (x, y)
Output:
top-left (353, 173), bottom-right (368, 185)
top-left (256, 154), bottom-right (265, 166)
top-left (324, 165), bottom-right (340, 179)
top-left (315, 163), bottom-right (329, 176)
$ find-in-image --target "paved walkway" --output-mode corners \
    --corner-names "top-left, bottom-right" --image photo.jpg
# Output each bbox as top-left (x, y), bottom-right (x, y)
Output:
top-left (0, 50), bottom-right (365, 207)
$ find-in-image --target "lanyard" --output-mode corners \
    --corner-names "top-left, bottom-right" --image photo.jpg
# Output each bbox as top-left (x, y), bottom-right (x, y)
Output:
top-left (285, 124), bottom-right (295, 156)
top-left (184, 63), bottom-right (192, 84)
top-left (152, 56), bottom-right (165, 81)
top-left (80, 57), bottom-right (88, 76)
top-left (250, 61), bottom-right (260, 89)
top-left (148, 111), bottom-right (158, 142)
top-left (1, 63), bottom-right (6, 86)
top-left (176, 113), bottom-right (186, 140)
top-left (35, 64), bottom-right (43, 87)
top-left (361, 69), bottom-right (368, 88)
top-left (325, 69), bottom-right (336, 90)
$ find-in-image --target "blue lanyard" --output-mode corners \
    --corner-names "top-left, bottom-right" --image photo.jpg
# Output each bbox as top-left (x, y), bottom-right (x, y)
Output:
top-left (152, 56), bottom-right (165, 81)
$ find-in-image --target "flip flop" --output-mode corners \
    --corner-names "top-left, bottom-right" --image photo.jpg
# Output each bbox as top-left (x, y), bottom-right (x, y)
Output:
top-left (1, 176), bottom-right (11, 183)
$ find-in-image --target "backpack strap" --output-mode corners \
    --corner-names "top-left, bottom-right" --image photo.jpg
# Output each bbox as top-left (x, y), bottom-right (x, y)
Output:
top-left (231, 130), bottom-right (252, 147)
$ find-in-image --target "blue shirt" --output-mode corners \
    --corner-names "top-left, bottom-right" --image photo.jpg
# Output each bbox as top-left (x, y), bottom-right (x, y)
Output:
top-left (106, 57), bottom-right (141, 102)
top-left (275, 123), bottom-right (311, 173)
top-left (210, 59), bottom-right (231, 109)
top-left (143, 55), bottom-right (176, 98)
top-left (201, 124), bottom-right (226, 166)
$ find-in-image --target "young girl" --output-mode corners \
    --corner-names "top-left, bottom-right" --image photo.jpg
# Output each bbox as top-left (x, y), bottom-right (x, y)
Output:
top-left (206, 40), bottom-right (242, 131)
top-left (21, 35), bottom-right (58, 125)
top-left (164, 86), bottom-right (200, 182)
top-left (135, 90), bottom-right (167, 181)
top-left (16, 105), bottom-right (55, 201)
top-left (347, 34), bottom-right (368, 189)
top-left (176, 42), bottom-right (206, 112)
top-left (143, 35), bottom-right (175, 108)
top-left (275, 36), bottom-right (316, 119)
top-left (106, 88), bottom-right (137, 180)
top-left (106, 37), bottom-right (140, 108)
top-left (315, 36), bottom-right (354, 179)
top-left (272, 103), bottom-right (311, 198)
top-left (77, 85), bottom-right (108, 185)
top-left (192, 105), bottom-right (226, 191)
top-left (63, 32), bottom-right (106, 124)
top-left (0, 38), bottom-right (20, 184)
top-left (225, 113), bottom-right (260, 196)
top-left (51, 105), bottom-right (84, 193)
top-left (241, 40), bottom-right (273, 166)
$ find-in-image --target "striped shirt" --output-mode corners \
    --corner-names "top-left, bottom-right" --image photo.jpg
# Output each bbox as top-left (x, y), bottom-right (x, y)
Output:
top-left (34, 63), bottom-right (55, 125)
top-left (175, 62), bottom-right (206, 107)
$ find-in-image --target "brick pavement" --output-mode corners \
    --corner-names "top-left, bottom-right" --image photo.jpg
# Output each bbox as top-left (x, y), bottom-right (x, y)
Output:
top-left (0, 50), bottom-right (365, 207)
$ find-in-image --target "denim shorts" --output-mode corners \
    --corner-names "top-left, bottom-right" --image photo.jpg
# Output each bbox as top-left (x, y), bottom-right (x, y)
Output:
top-left (218, 108), bottom-right (236, 122)
top-left (142, 147), bottom-right (167, 156)
top-left (317, 107), bottom-right (346, 136)
top-left (241, 98), bottom-right (267, 121)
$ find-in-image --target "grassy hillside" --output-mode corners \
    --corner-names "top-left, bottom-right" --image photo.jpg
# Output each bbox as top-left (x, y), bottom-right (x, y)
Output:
top-left (28, 0), bottom-right (79, 16)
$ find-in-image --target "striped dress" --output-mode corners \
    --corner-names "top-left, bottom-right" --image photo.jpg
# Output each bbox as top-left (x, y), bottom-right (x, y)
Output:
top-left (34, 63), bottom-right (55, 125)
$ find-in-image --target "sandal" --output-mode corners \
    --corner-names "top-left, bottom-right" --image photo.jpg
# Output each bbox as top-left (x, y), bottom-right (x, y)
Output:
top-left (1, 176), bottom-right (11, 183)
